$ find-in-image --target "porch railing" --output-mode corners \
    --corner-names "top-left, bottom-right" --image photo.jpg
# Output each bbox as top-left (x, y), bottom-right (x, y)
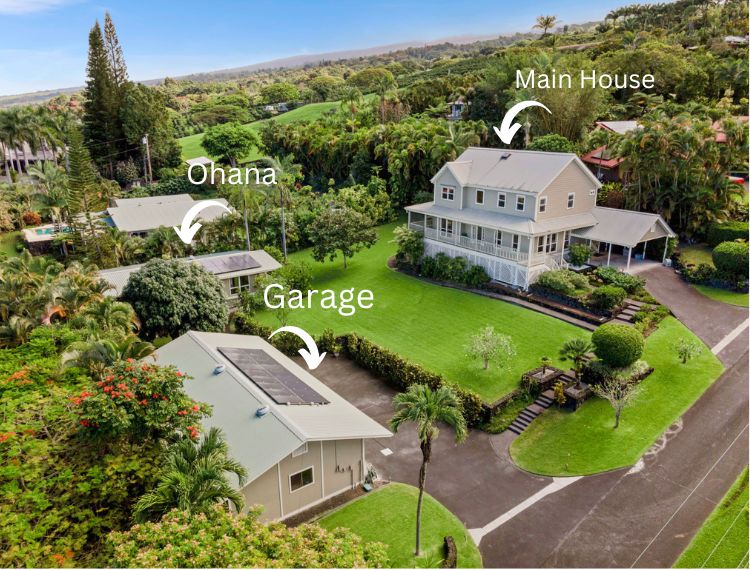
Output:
top-left (410, 223), bottom-right (528, 262)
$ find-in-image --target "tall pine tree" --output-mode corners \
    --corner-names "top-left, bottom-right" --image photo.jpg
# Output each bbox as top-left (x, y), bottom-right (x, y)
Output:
top-left (67, 127), bottom-right (103, 260)
top-left (103, 12), bottom-right (129, 92)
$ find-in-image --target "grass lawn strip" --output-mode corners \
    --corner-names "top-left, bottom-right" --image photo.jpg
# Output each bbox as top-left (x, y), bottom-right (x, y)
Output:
top-left (692, 283), bottom-right (749, 307)
top-left (0, 231), bottom-right (20, 258)
top-left (255, 222), bottom-right (590, 402)
top-left (509, 316), bottom-right (724, 475)
top-left (674, 468), bottom-right (749, 568)
top-left (318, 483), bottom-right (482, 568)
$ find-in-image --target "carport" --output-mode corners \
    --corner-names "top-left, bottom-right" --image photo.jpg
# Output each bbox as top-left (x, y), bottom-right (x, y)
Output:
top-left (571, 207), bottom-right (676, 270)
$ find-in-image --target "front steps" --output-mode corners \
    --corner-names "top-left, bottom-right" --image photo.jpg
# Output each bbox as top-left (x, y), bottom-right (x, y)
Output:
top-left (508, 390), bottom-right (555, 435)
top-left (609, 299), bottom-right (645, 327)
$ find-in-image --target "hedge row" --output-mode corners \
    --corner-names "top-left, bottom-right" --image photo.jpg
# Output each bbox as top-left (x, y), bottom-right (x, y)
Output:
top-left (340, 333), bottom-right (486, 426)
top-left (706, 221), bottom-right (748, 247)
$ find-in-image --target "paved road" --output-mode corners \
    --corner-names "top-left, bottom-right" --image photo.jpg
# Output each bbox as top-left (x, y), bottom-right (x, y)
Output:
top-left (309, 266), bottom-right (748, 568)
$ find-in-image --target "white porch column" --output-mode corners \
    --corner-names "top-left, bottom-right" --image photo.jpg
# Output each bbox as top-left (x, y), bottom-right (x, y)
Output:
top-left (407, 210), bottom-right (411, 227)
top-left (662, 237), bottom-right (669, 263)
top-left (626, 246), bottom-right (632, 270)
top-left (607, 242), bottom-right (612, 266)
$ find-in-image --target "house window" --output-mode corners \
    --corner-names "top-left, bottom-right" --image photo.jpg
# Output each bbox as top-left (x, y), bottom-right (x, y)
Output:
top-left (539, 197), bottom-right (547, 213)
top-left (475, 190), bottom-right (484, 205)
top-left (476, 226), bottom-right (483, 241)
top-left (516, 196), bottom-right (525, 211)
top-left (496, 231), bottom-right (503, 246)
top-left (441, 186), bottom-right (454, 201)
top-left (546, 233), bottom-right (558, 253)
top-left (440, 218), bottom-right (454, 236)
top-left (512, 234), bottom-right (519, 251)
top-left (229, 275), bottom-right (252, 295)
top-left (292, 443), bottom-right (308, 457)
top-left (497, 193), bottom-right (506, 208)
top-left (567, 193), bottom-right (575, 209)
top-left (537, 236), bottom-right (545, 253)
top-left (563, 231), bottom-right (570, 249)
top-left (290, 467), bottom-right (314, 492)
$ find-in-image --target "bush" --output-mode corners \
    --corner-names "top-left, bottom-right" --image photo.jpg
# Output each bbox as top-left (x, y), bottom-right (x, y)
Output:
top-left (683, 263), bottom-right (716, 284)
top-left (316, 328), bottom-right (342, 355)
top-left (277, 260), bottom-right (313, 290)
top-left (591, 323), bottom-right (644, 368)
top-left (527, 133), bottom-right (575, 153)
top-left (419, 253), bottom-right (489, 288)
top-left (589, 284), bottom-right (627, 310)
top-left (568, 243), bottom-right (592, 267)
top-left (341, 333), bottom-right (485, 426)
top-left (234, 314), bottom-right (305, 355)
top-left (536, 269), bottom-right (589, 296)
top-left (712, 241), bottom-right (749, 279)
top-left (115, 158), bottom-right (140, 186)
top-left (462, 264), bottom-right (491, 288)
top-left (264, 245), bottom-right (284, 262)
top-left (582, 359), bottom-right (651, 385)
top-left (594, 266), bottom-right (644, 293)
top-left (22, 211), bottom-right (42, 226)
top-left (706, 221), bottom-right (748, 247)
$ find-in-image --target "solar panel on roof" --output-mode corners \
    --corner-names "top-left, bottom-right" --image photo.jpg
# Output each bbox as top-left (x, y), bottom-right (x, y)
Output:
top-left (200, 253), bottom-right (261, 275)
top-left (217, 347), bottom-right (329, 406)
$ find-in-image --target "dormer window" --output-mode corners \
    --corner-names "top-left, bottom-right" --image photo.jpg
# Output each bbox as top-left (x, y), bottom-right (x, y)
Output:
top-left (498, 193), bottom-right (506, 208)
top-left (441, 186), bottom-right (454, 201)
top-left (567, 193), bottom-right (575, 209)
top-left (539, 197), bottom-right (547, 213)
top-left (475, 189), bottom-right (484, 205)
top-left (516, 196), bottom-right (525, 211)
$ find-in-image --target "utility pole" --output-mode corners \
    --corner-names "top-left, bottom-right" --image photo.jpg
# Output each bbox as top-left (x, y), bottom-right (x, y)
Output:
top-left (141, 134), bottom-right (153, 184)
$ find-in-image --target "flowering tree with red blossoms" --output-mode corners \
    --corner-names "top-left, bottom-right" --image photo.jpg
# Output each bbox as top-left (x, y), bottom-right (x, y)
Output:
top-left (73, 359), bottom-right (209, 441)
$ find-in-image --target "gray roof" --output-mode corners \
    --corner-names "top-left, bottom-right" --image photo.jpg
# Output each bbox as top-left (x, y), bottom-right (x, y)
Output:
top-left (572, 207), bottom-right (675, 247)
top-left (405, 201), bottom-right (597, 235)
top-left (185, 156), bottom-right (213, 167)
top-left (99, 249), bottom-right (282, 297)
top-left (431, 147), bottom-right (600, 194)
top-left (107, 194), bottom-right (230, 233)
top-left (153, 332), bottom-right (391, 485)
top-left (596, 120), bottom-right (641, 135)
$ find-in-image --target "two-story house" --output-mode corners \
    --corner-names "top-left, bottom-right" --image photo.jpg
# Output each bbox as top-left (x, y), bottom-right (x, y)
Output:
top-left (406, 147), bottom-right (675, 289)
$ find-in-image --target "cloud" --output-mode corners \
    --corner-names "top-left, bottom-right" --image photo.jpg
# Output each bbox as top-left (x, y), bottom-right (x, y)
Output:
top-left (0, 0), bottom-right (78, 15)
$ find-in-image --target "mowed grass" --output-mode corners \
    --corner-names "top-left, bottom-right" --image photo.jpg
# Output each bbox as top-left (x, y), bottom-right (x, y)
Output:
top-left (0, 231), bottom-right (20, 258)
top-left (179, 98), bottom-right (375, 161)
top-left (675, 468), bottom-right (749, 568)
top-left (255, 222), bottom-right (590, 402)
top-left (679, 245), bottom-right (749, 306)
top-left (510, 317), bottom-right (724, 475)
top-left (318, 483), bottom-right (482, 568)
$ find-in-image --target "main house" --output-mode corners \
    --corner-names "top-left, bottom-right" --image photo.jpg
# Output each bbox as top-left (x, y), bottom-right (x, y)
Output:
top-left (154, 332), bottom-right (391, 521)
top-left (98, 249), bottom-right (281, 302)
top-left (406, 147), bottom-right (675, 289)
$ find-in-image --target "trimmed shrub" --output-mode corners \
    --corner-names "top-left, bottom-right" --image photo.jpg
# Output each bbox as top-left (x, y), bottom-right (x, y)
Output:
top-left (582, 359), bottom-right (651, 385)
top-left (589, 284), bottom-right (627, 310)
top-left (568, 243), bottom-right (593, 267)
top-left (683, 263), bottom-right (716, 284)
top-left (594, 266), bottom-right (644, 293)
top-left (317, 328), bottom-right (342, 355)
top-left (712, 241), bottom-right (749, 279)
top-left (536, 269), bottom-right (589, 296)
top-left (419, 253), bottom-right (489, 288)
top-left (706, 221), bottom-right (748, 247)
top-left (341, 333), bottom-right (485, 426)
top-left (234, 314), bottom-right (305, 355)
top-left (462, 264), bottom-right (491, 288)
top-left (591, 323), bottom-right (644, 368)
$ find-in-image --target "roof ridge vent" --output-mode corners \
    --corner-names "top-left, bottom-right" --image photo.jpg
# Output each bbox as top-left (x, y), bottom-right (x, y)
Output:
top-left (499, 152), bottom-right (511, 160)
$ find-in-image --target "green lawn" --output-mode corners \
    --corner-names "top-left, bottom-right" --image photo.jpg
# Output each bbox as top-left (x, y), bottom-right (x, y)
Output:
top-left (0, 231), bottom-right (20, 258)
top-left (509, 317), bottom-right (724, 475)
top-left (179, 98), bottom-right (375, 162)
top-left (256, 222), bottom-right (590, 402)
top-left (679, 245), bottom-right (749, 306)
top-left (318, 483), bottom-right (482, 568)
top-left (675, 469), bottom-right (749, 568)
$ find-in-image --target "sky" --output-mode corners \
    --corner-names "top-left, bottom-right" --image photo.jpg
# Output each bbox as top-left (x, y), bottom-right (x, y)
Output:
top-left (0, 0), bottom-right (655, 96)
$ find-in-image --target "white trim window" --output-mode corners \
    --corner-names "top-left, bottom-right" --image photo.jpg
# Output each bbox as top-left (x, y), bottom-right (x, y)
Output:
top-left (497, 192), bottom-right (506, 208)
top-left (476, 226), bottom-right (484, 241)
top-left (475, 189), bottom-right (484, 205)
top-left (537, 236), bottom-right (545, 253)
top-left (440, 218), bottom-right (454, 236)
top-left (512, 234), bottom-right (519, 251)
top-left (539, 196), bottom-right (547, 213)
top-left (441, 186), bottom-right (455, 201)
top-left (292, 443), bottom-right (308, 457)
top-left (290, 466), bottom-right (314, 492)
top-left (567, 193), bottom-right (575, 209)
top-left (546, 233), bottom-right (558, 253)
top-left (563, 231), bottom-right (570, 249)
top-left (516, 195), bottom-right (525, 211)
top-left (229, 275), bottom-right (252, 296)
top-left (496, 230), bottom-right (503, 246)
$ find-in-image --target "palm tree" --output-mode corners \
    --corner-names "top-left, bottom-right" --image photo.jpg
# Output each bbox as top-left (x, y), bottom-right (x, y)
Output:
top-left (258, 155), bottom-right (301, 259)
top-left (133, 427), bottom-right (248, 522)
top-left (559, 338), bottom-right (594, 384)
top-left (340, 86), bottom-right (363, 121)
top-left (62, 334), bottom-right (155, 375)
top-left (533, 15), bottom-right (558, 36)
top-left (72, 297), bottom-right (139, 336)
top-left (389, 384), bottom-right (467, 557)
top-left (29, 162), bottom-right (70, 229)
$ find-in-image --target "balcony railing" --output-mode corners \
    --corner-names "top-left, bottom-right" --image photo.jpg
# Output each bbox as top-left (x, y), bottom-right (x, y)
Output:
top-left (410, 223), bottom-right (528, 262)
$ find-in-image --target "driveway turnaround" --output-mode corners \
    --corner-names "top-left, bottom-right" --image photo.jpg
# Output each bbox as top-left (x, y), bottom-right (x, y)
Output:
top-left (307, 267), bottom-right (748, 567)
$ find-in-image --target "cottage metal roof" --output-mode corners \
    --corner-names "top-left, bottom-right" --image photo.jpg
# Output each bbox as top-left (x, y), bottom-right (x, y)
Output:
top-left (153, 332), bottom-right (391, 485)
top-left (107, 194), bottom-right (229, 233)
top-left (431, 147), bottom-right (599, 194)
top-left (98, 249), bottom-right (282, 297)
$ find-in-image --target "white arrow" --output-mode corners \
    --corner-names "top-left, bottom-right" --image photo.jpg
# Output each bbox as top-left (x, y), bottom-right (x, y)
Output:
top-left (269, 326), bottom-right (327, 370)
top-left (493, 100), bottom-right (552, 144)
top-left (173, 200), bottom-right (231, 244)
